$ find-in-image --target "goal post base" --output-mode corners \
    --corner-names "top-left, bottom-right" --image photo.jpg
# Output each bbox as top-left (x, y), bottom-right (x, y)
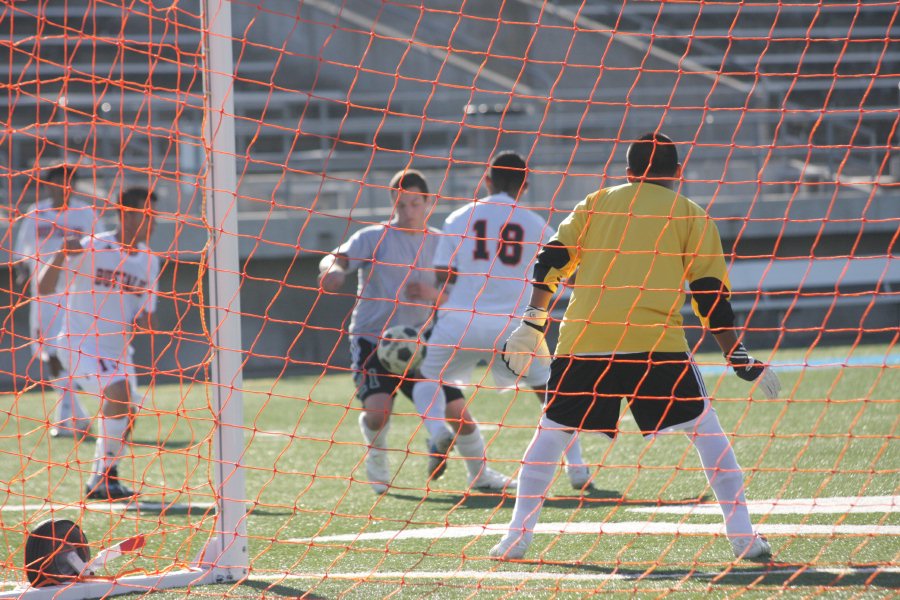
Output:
top-left (0, 536), bottom-right (250, 600)
top-left (0, 568), bottom-right (212, 600)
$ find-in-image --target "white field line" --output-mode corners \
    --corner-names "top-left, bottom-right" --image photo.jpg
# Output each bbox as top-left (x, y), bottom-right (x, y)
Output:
top-left (629, 495), bottom-right (900, 515)
top-left (2, 566), bottom-right (897, 592)
top-left (289, 521), bottom-right (900, 544)
top-left (0, 502), bottom-right (216, 513)
top-left (249, 565), bottom-right (900, 584)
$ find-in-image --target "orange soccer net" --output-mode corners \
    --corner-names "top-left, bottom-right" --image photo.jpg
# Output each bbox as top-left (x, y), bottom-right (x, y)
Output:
top-left (0, 1), bottom-right (897, 598)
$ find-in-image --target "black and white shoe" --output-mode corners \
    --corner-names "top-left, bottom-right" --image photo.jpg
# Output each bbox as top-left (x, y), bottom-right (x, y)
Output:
top-left (427, 434), bottom-right (454, 481)
top-left (85, 468), bottom-right (138, 501)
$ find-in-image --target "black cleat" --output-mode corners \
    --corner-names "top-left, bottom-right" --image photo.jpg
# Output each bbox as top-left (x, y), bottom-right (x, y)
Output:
top-left (427, 435), bottom-right (453, 481)
top-left (85, 468), bottom-right (138, 501)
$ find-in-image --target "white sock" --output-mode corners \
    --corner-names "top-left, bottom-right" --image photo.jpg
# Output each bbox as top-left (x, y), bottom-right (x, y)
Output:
top-left (55, 381), bottom-right (91, 422)
top-left (91, 416), bottom-right (129, 482)
top-left (681, 408), bottom-right (754, 540)
top-left (358, 413), bottom-right (389, 449)
top-left (454, 428), bottom-right (490, 479)
top-left (507, 416), bottom-right (572, 539)
top-left (72, 391), bottom-right (90, 420)
top-left (55, 388), bottom-right (76, 422)
top-left (412, 380), bottom-right (453, 442)
top-left (563, 433), bottom-right (587, 470)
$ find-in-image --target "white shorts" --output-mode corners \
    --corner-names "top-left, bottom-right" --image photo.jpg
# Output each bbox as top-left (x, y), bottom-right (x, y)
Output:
top-left (55, 335), bottom-right (134, 398)
top-left (420, 311), bottom-right (550, 390)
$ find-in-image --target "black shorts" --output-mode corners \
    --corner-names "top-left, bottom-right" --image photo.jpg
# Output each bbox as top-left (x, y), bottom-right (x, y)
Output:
top-left (351, 338), bottom-right (465, 405)
top-left (545, 352), bottom-right (707, 437)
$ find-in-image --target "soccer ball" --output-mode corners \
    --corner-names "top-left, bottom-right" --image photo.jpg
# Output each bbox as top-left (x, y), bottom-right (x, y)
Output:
top-left (377, 325), bottom-right (423, 375)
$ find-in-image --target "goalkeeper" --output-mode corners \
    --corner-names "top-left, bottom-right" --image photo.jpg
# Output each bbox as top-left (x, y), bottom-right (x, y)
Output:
top-left (492, 133), bottom-right (780, 560)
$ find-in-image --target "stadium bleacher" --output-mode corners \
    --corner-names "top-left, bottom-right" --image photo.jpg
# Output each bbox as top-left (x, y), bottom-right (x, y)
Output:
top-left (0, 0), bottom-right (896, 384)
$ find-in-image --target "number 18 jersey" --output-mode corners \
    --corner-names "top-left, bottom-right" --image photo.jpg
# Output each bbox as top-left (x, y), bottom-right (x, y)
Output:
top-left (434, 192), bottom-right (549, 317)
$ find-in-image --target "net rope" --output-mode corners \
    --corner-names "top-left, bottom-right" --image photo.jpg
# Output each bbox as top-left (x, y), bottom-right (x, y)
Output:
top-left (0, 1), bottom-right (897, 597)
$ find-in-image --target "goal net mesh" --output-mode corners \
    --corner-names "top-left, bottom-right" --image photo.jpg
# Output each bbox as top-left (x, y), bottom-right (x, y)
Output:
top-left (1, 1), bottom-right (896, 597)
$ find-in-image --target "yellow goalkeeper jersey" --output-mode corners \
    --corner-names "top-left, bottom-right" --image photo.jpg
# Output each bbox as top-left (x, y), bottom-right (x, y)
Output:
top-left (541, 182), bottom-right (730, 354)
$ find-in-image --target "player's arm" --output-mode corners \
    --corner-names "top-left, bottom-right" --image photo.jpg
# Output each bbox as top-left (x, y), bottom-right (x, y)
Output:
top-left (684, 207), bottom-right (781, 399)
top-left (11, 214), bottom-right (35, 289)
top-left (690, 276), bottom-right (781, 399)
top-left (36, 235), bottom-right (83, 295)
top-left (501, 239), bottom-right (575, 376)
top-left (405, 265), bottom-right (452, 306)
top-left (318, 253), bottom-right (350, 292)
top-left (431, 265), bottom-right (456, 306)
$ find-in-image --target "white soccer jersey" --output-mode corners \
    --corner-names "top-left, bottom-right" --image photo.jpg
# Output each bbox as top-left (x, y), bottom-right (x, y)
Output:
top-left (336, 223), bottom-right (442, 342)
top-left (14, 197), bottom-right (98, 293)
top-left (434, 192), bottom-right (549, 316)
top-left (59, 231), bottom-right (160, 360)
top-left (13, 197), bottom-right (98, 345)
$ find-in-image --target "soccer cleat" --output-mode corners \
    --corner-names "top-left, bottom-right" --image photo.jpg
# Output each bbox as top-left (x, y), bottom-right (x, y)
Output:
top-left (427, 433), bottom-right (454, 481)
top-left (489, 532), bottom-right (532, 560)
top-left (363, 448), bottom-right (391, 495)
top-left (566, 465), bottom-right (595, 491)
top-left (50, 418), bottom-right (93, 441)
top-left (731, 533), bottom-right (772, 560)
top-left (469, 467), bottom-right (517, 492)
top-left (85, 468), bottom-right (138, 501)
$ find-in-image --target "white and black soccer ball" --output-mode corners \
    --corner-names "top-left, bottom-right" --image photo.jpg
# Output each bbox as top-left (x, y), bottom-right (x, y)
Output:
top-left (377, 325), bottom-right (423, 375)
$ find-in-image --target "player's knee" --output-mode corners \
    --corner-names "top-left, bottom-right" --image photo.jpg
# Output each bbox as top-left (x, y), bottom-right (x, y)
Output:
top-left (100, 380), bottom-right (132, 417)
top-left (362, 394), bottom-right (392, 429)
top-left (364, 411), bottom-right (390, 431)
top-left (675, 404), bottom-right (723, 437)
top-left (46, 356), bottom-right (63, 378)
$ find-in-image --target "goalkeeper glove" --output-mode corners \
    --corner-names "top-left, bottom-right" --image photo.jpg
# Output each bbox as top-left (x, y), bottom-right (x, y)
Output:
top-left (501, 306), bottom-right (551, 377)
top-left (726, 343), bottom-right (782, 399)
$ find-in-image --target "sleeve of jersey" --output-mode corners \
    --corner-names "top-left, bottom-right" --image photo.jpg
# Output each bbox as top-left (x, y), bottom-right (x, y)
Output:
top-left (13, 215), bottom-right (35, 263)
top-left (147, 256), bottom-right (161, 315)
top-left (334, 228), bottom-right (374, 273)
top-left (684, 208), bottom-right (734, 331)
top-left (532, 200), bottom-right (587, 293)
top-left (66, 237), bottom-right (91, 282)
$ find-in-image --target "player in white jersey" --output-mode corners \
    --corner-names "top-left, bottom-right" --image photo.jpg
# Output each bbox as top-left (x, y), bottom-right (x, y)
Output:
top-left (412, 152), bottom-right (590, 492)
top-left (39, 187), bottom-right (159, 501)
top-left (318, 170), bottom-right (473, 495)
top-left (12, 165), bottom-right (97, 438)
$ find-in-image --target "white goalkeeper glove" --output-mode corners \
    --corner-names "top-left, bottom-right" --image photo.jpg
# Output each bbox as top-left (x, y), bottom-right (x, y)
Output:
top-left (726, 343), bottom-right (782, 399)
top-left (501, 306), bottom-right (551, 377)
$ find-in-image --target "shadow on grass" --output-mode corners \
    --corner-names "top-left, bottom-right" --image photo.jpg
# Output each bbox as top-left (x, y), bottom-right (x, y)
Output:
top-left (240, 579), bottom-right (328, 598)
top-left (514, 560), bottom-right (899, 589)
top-left (389, 490), bottom-right (712, 511)
top-left (121, 503), bottom-right (295, 519)
top-left (123, 501), bottom-right (217, 516)
top-left (130, 438), bottom-right (196, 450)
top-left (388, 488), bottom-right (712, 509)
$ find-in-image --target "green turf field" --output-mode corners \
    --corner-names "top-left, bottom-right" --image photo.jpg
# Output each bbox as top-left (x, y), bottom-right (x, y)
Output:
top-left (0, 344), bottom-right (897, 598)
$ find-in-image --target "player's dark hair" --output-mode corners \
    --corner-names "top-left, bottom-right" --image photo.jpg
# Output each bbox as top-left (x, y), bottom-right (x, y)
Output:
top-left (389, 169), bottom-right (429, 194)
top-left (489, 151), bottom-right (527, 195)
top-left (43, 164), bottom-right (78, 185)
top-left (120, 187), bottom-right (157, 210)
top-left (627, 133), bottom-right (679, 178)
